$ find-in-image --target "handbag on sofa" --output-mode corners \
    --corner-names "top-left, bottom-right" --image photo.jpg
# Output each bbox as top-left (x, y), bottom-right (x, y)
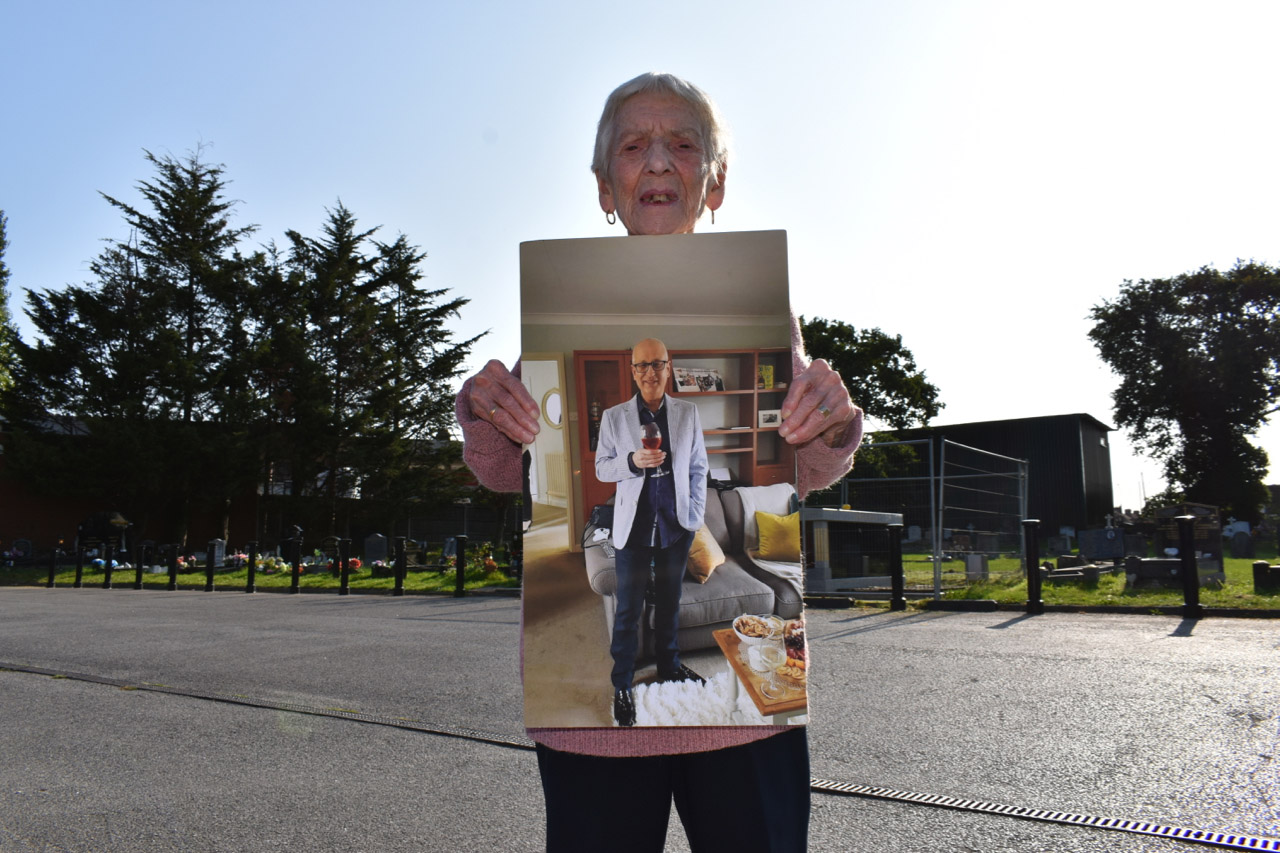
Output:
top-left (589, 504), bottom-right (614, 530)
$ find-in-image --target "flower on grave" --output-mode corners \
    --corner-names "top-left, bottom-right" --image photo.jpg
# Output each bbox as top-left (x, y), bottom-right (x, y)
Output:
top-left (484, 557), bottom-right (498, 570)
top-left (348, 558), bottom-right (362, 570)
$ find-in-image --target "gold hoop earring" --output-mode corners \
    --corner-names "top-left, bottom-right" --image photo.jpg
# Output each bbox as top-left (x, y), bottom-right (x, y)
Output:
top-left (711, 209), bottom-right (715, 225)
top-left (606, 211), bottom-right (616, 226)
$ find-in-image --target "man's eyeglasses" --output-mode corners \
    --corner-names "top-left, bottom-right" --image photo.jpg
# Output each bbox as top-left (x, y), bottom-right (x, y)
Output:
top-left (631, 360), bottom-right (669, 374)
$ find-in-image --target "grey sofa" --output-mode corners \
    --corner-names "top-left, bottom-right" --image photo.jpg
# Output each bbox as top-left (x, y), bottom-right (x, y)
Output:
top-left (582, 486), bottom-right (803, 656)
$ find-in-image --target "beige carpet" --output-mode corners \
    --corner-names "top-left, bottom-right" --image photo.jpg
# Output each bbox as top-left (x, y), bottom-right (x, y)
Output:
top-left (522, 503), bottom-right (615, 727)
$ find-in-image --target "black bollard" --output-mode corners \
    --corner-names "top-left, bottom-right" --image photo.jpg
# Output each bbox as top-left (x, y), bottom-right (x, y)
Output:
top-left (245, 537), bottom-right (258, 591)
top-left (1176, 515), bottom-right (1203, 619)
top-left (46, 546), bottom-right (57, 588)
top-left (455, 535), bottom-right (467, 598)
top-left (167, 545), bottom-right (179, 591)
top-left (103, 544), bottom-right (115, 590)
top-left (1023, 519), bottom-right (1044, 615)
top-left (133, 542), bottom-right (145, 590)
top-left (74, 546), bottom-right (85, 589)
top-left (289, 538), bottom-right (302, 594)
top-left (241, 537), bottom-right (257, 591)
top-left (339, 538), bottom-right (351, 596)
top-left (393, 537), bottom-right (407, 596)
top-left (204, 539), bottom-right (216, 592)
top-left (888, 523), bottom-right (906, 611)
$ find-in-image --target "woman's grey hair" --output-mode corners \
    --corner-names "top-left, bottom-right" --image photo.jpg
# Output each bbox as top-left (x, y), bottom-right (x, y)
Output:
top-left (592, 72), bottom-right (729, 186)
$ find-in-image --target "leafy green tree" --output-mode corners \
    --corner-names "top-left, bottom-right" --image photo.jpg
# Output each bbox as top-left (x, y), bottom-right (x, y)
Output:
top-left (1089, 261), bottom-right (1280, 522)
top-left (363, 232), bottom-right (479, 533)
top-left (3, 153), bottom-right (480, 547)
top-left (271, 204), bottom-right (480, 537)
top-left (4, 150), bottom-right (257, 543)
top-left (0, 210), bottom-right (15, 392)
top-left (799, 316), bottom-right (943, 429)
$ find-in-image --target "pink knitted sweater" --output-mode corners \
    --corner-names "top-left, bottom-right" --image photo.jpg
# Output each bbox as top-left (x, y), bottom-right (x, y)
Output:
top-left (455, 317), bottom-right (862, 756)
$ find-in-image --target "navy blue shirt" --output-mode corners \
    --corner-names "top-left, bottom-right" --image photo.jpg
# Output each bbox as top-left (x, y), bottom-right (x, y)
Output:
top-left (625, 394), bottom-right (682, 549)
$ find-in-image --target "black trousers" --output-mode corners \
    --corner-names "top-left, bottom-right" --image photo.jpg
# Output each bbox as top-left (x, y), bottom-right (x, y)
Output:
top-left (535, 728), bottom-right (809, 853)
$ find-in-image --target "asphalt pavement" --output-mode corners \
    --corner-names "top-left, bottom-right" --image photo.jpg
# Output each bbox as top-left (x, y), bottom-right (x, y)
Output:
top-left (1, 587), bottom-right (1277, 852)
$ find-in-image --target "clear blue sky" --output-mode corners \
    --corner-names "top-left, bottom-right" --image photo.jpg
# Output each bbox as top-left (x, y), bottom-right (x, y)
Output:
top-left (3, 0), bottom-right (1278, 512)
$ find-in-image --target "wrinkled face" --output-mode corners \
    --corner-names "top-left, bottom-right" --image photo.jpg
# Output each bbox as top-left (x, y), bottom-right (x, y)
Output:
top-left (598, 92), bottom-right (724, 236)
top-left (631, 338), bottom-right (671, 407)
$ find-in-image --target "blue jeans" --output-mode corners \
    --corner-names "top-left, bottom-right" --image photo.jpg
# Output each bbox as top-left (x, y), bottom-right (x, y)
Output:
top-left (610, 528), bottom-right (693, 690)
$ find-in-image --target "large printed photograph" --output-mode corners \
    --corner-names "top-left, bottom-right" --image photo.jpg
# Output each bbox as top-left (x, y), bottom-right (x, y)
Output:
top-left (520, 231), bottom-right (809, 728)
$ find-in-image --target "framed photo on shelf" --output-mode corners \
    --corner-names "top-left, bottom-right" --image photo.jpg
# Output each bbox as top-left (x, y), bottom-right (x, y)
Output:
top-left (674, 366), bottom-right (726, 393)
top-left (758, 409), bottom-right (782, 428)
top-left (673, 366), bottom-right (701, 392)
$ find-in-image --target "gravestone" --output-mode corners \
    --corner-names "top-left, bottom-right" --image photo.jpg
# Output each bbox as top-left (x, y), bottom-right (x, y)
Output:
top-left (364, 533), bottom-right (388, 564)
top-left (906, 525), bottom-right (922, 542)
top-left (1253, 561), bottom-right (1280, 595)
top-left (1124, 534), bottom-right (1147, 557)
top-left (1228, 531), bottom-right (1254, 559)
top-left (975, 533), bottom-right (1000, 554)
top-left (1079, 528), bottom-right (1124, 562)
top-left (964, 554), bottom-right (988, 581)
top-left (1124, 555), bottom-right (1225, 590)
top-left (9, 538), bottom-right (34, 565)
top-left (208, 539), bottom-right (226, 568)
top-left (1046, 535), bottom-right (1072, 556)
top-left (1153, 503), bottom-right (1223, 571)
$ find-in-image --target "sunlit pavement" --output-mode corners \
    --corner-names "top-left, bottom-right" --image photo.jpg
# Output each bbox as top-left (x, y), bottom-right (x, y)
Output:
top-left (1, 587), bottom-right (1276, 852)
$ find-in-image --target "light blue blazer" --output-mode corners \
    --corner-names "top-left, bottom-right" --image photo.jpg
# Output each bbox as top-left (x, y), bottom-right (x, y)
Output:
top-left (595, 395), bottom-right (709, 549)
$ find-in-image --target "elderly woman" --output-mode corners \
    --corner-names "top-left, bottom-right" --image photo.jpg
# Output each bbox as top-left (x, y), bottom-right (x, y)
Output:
top-left (456, 73), bottom-right (862, 853)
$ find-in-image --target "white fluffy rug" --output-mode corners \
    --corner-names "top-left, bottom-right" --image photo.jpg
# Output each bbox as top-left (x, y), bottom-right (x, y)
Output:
top-left (632, 672), bottom-right (767, 726)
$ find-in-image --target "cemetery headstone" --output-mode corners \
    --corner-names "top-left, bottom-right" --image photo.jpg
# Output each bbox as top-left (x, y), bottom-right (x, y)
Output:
top-left (364, 533), bottom-right (388, 564)
top-left (1153, 503), bottom-right (1223, 571)
top-left (1253, 561), bottom-right (1280, 595)
top-left (1046, 535), bottom-right (1072, 556)
top-left (1079, 528), bottom-right (1125, 562)
top-left (1229, 531), bottom-right (1254, 559)
top-left (964, 553), bottom-right (988, 582)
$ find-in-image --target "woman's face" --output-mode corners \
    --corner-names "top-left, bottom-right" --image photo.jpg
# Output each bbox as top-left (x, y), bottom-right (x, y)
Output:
top-left (597, 92), bottom-right (724, 236)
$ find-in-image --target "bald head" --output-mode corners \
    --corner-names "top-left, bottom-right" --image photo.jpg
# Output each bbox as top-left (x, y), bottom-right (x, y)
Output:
top-left (631, 338), bottom-right (671, 410)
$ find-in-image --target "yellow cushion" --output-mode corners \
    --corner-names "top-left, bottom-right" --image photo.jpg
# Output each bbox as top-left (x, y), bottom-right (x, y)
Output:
top-left (755, 510), bottom-right (801, 562)
top-left (686, 524), bottom-right (726, 583)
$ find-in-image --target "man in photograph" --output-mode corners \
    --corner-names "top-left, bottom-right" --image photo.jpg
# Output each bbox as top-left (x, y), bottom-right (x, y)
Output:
top-left (595, 338), bottom-right (709, 726)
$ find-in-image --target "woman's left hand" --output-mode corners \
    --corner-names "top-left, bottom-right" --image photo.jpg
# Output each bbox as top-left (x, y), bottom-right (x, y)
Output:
top-left (778, 359), bottom-right (861, 447)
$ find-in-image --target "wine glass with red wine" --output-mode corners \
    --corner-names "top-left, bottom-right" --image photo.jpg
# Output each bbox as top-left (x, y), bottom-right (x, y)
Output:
top-left (641, 422), bottom-right (662, 451)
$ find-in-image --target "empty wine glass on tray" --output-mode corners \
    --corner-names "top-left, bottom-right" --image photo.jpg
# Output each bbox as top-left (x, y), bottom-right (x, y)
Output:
top-left (747, 619), bottom-right (790, 700)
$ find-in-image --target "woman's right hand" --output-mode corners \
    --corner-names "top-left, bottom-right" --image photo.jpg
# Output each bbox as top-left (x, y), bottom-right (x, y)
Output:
top-left (467, 360), bottom-right (541, 445)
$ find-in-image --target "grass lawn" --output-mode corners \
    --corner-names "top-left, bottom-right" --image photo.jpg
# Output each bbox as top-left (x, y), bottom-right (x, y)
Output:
top-left (932, 544), bottom-right (1280, 609)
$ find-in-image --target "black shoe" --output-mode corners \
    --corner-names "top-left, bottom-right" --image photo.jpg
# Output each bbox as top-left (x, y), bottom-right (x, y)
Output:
top-left (658, 664), bottom-right (706, 685)
top-left (613, 688), bottom-right (636, 727)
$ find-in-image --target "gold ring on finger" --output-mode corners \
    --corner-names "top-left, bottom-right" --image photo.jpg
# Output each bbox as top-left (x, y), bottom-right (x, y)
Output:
top-left (817, 404), bottom-right (832, 419)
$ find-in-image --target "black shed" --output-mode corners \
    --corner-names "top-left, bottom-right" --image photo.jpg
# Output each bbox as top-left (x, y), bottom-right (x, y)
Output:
top-left (895, 413), bottom-right (1115, 536)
